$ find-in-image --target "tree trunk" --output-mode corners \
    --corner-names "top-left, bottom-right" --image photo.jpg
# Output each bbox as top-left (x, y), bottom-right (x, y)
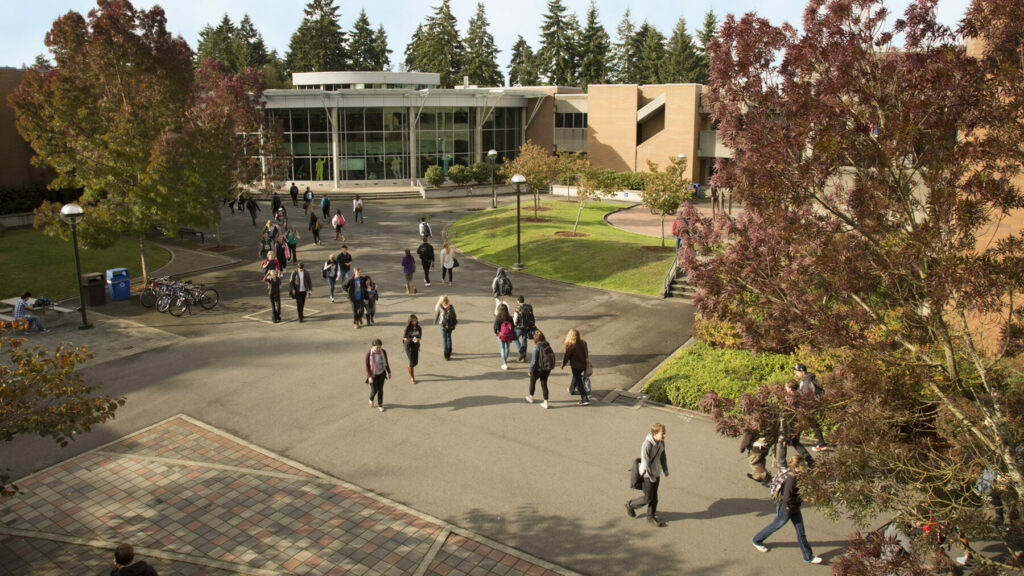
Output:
top-left (572, 200), bottom-right (584, 235)
top-left (661, 215), bottom-right (666, 247)
top-left (534, 189), bottom-right (539, 218)
top-left (138, 235), bottom-right (149, 286)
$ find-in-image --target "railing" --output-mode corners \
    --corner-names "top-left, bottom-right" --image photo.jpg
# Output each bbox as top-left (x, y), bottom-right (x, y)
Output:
top-left (660, 257), bottom-right (680, 298)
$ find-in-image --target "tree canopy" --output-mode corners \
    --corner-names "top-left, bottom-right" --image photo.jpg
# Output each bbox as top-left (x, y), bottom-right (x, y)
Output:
top-left (461, 3), bottom-right (503, 87)
top-left (405, 0), bottom-right (465, 87)
top-left (286, 0), bottom-right (348, 73)
top-left (537, 0), bottom-right (577, 86)
top-left (508, 35), bottom-right (539, 86)
top-left (661, 18), bottom-right (703, 84)
top-left (577, 1), bottom-right (610, 88)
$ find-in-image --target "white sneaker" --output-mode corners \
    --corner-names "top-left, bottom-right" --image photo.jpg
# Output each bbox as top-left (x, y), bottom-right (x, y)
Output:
top-left (752, 542), bottom-right (768, 553)
top-left (525, 396), bottom-right (533, 403)
top-left (425, 282), bottom-right (431, 286)
top-left (541, 401), bottom-right (548, 409)
top-left (806, 557), bottom-right (823, 564)
top-left (955, 555), bottom-right (971, 566)
top-left (501, 363), bottom-right (507, 370)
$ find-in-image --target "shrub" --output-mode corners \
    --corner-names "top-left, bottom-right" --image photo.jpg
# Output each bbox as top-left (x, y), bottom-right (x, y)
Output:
top-left (694, 316), bottom-right (745, 349)
top-left (447, 164), bottom-right (472, 185)
top-left (424, 166), bottom-right (445, 188)
top-left (471, 162), bottom-right (493, 184)
top-left (643, 341), bottom-right (792, 410)
top-left (614, 171), bottom-right (648, 191)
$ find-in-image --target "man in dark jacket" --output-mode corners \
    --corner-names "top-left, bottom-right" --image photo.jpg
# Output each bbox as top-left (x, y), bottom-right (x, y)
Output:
top-left (417, 238), bottom-right (435, 287)
top-left (289, 182), bottom-right (299, 206)
top-left (625, 423), bottom-right (669, 527)
top-left (110, 543), bottom-right (158, 576)
top-left (272, 191), bottom-right (282, 213)
top-left (795, 363), bottom-right (828, 451)
top-left (289, 262), bottom-right (313, 323)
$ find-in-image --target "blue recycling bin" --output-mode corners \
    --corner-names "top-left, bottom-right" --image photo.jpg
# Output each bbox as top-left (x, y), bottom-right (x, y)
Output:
top-left (106, 268), bottom-right (131, 301)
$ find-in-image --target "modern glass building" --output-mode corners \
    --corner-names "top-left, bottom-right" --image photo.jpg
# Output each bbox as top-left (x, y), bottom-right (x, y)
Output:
top-left (263, 72), bottom-right (533, 186)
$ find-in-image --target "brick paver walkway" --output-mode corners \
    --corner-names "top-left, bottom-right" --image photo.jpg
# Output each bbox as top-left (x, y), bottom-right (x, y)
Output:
top-left (0, 415), bottom-right (578, 576)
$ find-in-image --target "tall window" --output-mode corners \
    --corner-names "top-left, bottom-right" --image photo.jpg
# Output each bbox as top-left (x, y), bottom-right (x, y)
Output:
top-left (343, 107), bottom-right (408, 180)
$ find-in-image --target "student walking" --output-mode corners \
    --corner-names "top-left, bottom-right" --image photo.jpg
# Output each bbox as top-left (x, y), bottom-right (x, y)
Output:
top-left (419, 217), bottom-right (432, 241)
top-left (526, 330), bottom-right (555, 408)
top-left (440, 241), bottom-right (456, 286)
top-left (321, 195), bottom-right (331, 220)
top-left (795, 363), bottom-right (828, 451)
top-left (303, 186), bottom-right (313, 214)
top-left (308, 213), bottom-right (322, 245)
top-left (353, 194), bottom-right (365, 223)
top-left (363, 275), bottom-right (379, 325)
top-left (402, 315), bottom-right (422, 384)
top-left (264, 269), bottom-right (282, 323)
top-left (402, 249), bottom-right (417, 294)
top-left (513, 296), bottom-right (536, 362)
top-left (434, 295), bottom-right (457, 360)
top-left (491, 267), bottom-right (513, 314)
top-left (364, 339), bottom-right (391, 412)
top-left (561, 328), bottom-right (590, 405)
top-left (336, 245), bottom-right (353, 283)
top-left (246, 197), bottom-right (261, 226)
top-left (323, 254), bottom-right (340, 302)
top-left (258, 231), bottom-right (272, 260)
top-left (286, 226), bottom-right (299, 263)
top-left (289, 182), bottom-right (299, 206)
top-left (289, 262), bottom-right (312, 323)
top-left (332, 209), bottom-right (346, 241)
top-left (494, 304), bottom-right (514, 370)
top-left (110, 542), bottom-right (159, 576)
top-left (777, 380), bottom-right (815, 470)
top-left (274, 235), bottom-right (289, 273)
top-left (417, 238), bottom-right (434, 287)
top-left (625, 423), bottom-right (669, 527)
top-left (752, 455), bottom-right (823, 564)
top-left (341, 267), bottom-right (368, 328)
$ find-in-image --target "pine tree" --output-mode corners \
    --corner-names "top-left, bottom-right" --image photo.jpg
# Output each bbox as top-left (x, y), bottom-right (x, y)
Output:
top-left (404, 24), bottom-right (426, 72)
top-left (286, 0), bottom-right (348, 73)
top-left (537, 0), bottom-right (576, 86)
top-left (694, 10), bottom-right (718, 84)
top-left (232, 15), bottom-right (270, 72)
top-left (372, 25), bottom-right (392, 71)
top-left (636, 23), bottom-right (665, 85)
top-left (612, 9), bottom-right (638, 84)
top-left (196, 15), bottom-right (236, 69)
top-left (460, 3), bottom-right (503, 86)
top-left (508, 35), bottom-right (539, 86)
top-left (348, 9), bottom-right (376, 70)
top-left (577, 0), bottom-right (610, 88)
top-left (565, 12), bottom-right (583, 87)
top-left (407, 0), bottom-right (465, 87)
top-left (661, 18), bottom-right (702, 83)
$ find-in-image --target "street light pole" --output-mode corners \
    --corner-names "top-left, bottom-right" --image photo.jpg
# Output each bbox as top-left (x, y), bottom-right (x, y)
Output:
top-left (60, 203), bottom-right (93, 330)
top-left (511, 174), bottom-right (526, 269)
top-left (487, 149), bottom-right (497, 209)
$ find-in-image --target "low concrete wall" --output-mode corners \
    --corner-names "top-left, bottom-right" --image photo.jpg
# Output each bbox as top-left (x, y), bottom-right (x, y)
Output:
top-left (0, 212), bottom-right (34, 229)
top-left (421, 184), bottom-right (516, 200)
top-left (551, 185), bottom-right (644, 204)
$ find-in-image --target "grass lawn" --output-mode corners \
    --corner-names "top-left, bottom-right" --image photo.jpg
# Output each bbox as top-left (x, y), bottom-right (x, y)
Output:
top-left (447, 199), bottom-right (675, 296)
top-left (0, 228), bottom-right (171, 301)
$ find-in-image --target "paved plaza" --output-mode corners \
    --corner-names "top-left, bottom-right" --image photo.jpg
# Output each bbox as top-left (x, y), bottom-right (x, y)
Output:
top-left (0, 197), bottom-right (856, 575)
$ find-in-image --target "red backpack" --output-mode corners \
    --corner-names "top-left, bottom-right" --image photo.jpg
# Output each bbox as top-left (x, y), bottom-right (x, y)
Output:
top-left (498, 321), bottom-right (514, 342)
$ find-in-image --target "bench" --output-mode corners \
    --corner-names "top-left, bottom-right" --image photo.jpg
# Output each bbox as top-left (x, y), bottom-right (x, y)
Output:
top-left (0, 299), bottom-right (76, 328)
top-left (178, 227), bottom-right (205, 243)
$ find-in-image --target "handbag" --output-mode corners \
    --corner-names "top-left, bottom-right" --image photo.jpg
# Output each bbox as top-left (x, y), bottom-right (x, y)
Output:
top-left (585, 359), bottom-right (593, 377)
top-left (630, 457), bottom-right (643, 490)
top-left (452, 257), bottom-right (460, 268)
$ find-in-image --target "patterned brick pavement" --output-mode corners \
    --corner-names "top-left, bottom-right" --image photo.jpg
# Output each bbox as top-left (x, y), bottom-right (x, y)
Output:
top-left (0, 415), bottom-right (578, 576)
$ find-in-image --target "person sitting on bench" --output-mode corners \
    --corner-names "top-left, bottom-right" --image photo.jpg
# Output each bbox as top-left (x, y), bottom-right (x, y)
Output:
top-left (14, 291), bottom-right (48, 334)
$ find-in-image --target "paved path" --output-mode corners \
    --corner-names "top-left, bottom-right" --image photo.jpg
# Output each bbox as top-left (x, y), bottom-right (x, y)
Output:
top-left (0, 196), bottom-right (854, 575)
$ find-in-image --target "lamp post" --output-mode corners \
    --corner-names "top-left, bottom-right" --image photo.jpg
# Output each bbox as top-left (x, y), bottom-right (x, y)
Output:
top-left (511, 174), bottom-right (526, 269)
top-left (59, 203), bottom-right (93, 330)
top-left (487, 149), bottom-right (497, 209)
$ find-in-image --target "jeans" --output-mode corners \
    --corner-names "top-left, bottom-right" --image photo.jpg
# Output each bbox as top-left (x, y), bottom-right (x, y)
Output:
top-left (570, 367), bottom-right (589, 402)
top-left (19, 315), bottom-right (44, 332)
top-left (440, 327), bottom-right (452, 359)
top-left (328, 277), bottom-right (337, 300)
top-left (777, 436), bottom-right (813, 469)
top-left (628, 476), bottom-right (660, 518)
top-left (369, 373), bottom-right (386, 407)
top-left (356, 208), bottom-right (364, 223)
top-left (498, 338), bottom-right (510, 364)
top-left (754, 505), bottom-right (814, 562)
top-left (515, 328), bottom-right (532, 355)
top-left (529, 369), bottom-right (550, 399)
top-left (294, 291), bottom-right (307, 320)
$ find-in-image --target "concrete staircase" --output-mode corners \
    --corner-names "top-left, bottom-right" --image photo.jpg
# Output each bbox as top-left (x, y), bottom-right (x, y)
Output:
top-left (661, 261), bottom-right (696, 300)
top-left (321, 189), bottom-right (422, 202)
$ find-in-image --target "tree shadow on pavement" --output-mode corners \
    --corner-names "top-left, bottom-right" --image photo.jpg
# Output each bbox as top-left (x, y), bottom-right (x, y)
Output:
top-left (659, 497), bottom-right (777, 522)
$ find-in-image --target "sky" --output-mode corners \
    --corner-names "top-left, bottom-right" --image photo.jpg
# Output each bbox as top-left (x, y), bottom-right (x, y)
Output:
top-left (2, 0), bottom-right (974, 71)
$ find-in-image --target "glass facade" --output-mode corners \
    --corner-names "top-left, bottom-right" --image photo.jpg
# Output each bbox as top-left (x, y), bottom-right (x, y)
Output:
top-left (342, 107), bottom-right (409, 180)
top-left (416, 107), bottom-right (471, 178)
top-left (480, 108), bottom-right (523, 167)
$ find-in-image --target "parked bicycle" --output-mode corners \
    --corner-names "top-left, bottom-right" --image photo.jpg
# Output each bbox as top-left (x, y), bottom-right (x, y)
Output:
top-left (141, 277), bottom-right (219, 315)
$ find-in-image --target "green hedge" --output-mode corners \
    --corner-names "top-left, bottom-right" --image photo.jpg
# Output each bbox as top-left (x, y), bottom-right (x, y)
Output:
top-left (643, 341), bottom-right (793, 410)
top-left (0, 184), bottom-right (81, 215)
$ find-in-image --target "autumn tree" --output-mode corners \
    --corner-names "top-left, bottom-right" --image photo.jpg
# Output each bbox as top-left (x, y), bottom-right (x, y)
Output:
top-left (286, 0), bottom-right (348, 73)
top-left (0, 324), bottom-right (124, 494)
top-left (689, 0), bottom-right (1024, 569)
top-left (642, 157), bottom-right (691, 246)
top-left (9, 0), bottom-right (194, 282)
top-left (500, 141), bottom-right (557, 218)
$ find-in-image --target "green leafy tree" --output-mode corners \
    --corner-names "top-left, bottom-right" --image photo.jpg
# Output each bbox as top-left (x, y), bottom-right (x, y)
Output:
top-left (508, 36), bottom-right (539, 86)
top-left (232, 15), bottom-right (270, 72)
top-left (537, 0), bottom-right (577, 86)
top-left (348, 9), bottom-right (377, 70)
top-left (693, 10), bottom-right (717, 84)
top-left (642, 157), bottom-right (691, 246)
top-left (371, 25), bottom-right (392, 71)
top-left (408, 0), bottom-right (465, 87)
top-left (636, 23), bottom-right (666, 85)
top-left (661, 18), bottom-right (702, 84)
top-left (9, 0), bottom-right (194, 282)
top-left (286, 0), bottom-right (348, 73)
top-left (196, 14), bottom-right (236, 69)
top-left (501, 141), bottom-right (557, 218)
top-left (461, 3), bottom-right (503, 87)
top-left (0, 321), bottom-right (124, 495)
top-left (577, 0), bottom-right (610, 88)
top-left (612, 9), bottom-right (638, 83)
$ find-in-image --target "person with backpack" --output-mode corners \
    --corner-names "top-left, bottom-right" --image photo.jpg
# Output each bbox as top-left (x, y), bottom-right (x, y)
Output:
top-left (672, 212), bottom-right (687, 253)
top-left (321, 195), bottom-right (331, 220)
top-left (308, 212), bottom-right (322, 245)
top-left (419, 217), bottom-right (432, 241)
top-left (776, 380), bottom-right (815, 470)
top-left (753, 454), bottom-right (823, 564)
top-left (303, 186), bottom-right (313, 214)
top-left (353, 194), bottom-right (365, 223)
top-left (322, 254), bottom-right (340, 302)
top-left (526, 330), bottom-right (555, 408)
top-left (363, 275), bottom-right (379, 326)
top-left (286, 226), bottom-right (300, 263)
top-left (513, 296), bottom-right (536, 362)
top-left (417, 238), bottom-right (435, 287)
top-left (433, 295), bottom-right (456, 360)
top-left (494, 304), bottom-right (515, 370)
top-left (561, 328), bottom-right (591, 406)
top-left (795, 363), bottom-right (828, 451)
top-left (364, 338), bottom-right (391, 413)
top-left (332, 209), bottom-right (346, 241)
top-left (625, 422), bottom-right (669, 527)
top-left (402, 314), bottom-right (422, 384)
top-left (491, 267), bottom-right (513, 315)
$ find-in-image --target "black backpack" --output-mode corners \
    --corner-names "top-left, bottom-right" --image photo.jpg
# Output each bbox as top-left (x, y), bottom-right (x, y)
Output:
top-left (517, 303), bottom-right (535, 330)
top-left (499, 275), bottom-right (513, 296)
top-left (442, 306), bottom-right (457, 331)
top-left (630, 458), bottom-right (643, 490)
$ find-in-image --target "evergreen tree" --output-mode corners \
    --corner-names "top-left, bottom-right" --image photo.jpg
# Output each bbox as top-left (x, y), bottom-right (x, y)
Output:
top-left (372, 25), bottom-right (392, 71)
top-left (263, 50), bottom-right (289, 88)
top-left (348, 9), bottom-right (376, 70)
top-left (577, 0), bottom-right (610, 88)
top-left (636, 23), bottom-right (665, 85)
top-left (661, 18), bottom-right (702, 83)
top-left (537, 0), bottom-right (576, 86)
top-left (286, 0), bottom-right (348, 73)
top-left (404, 23), bottom-right (426, 72)
top-left (232, 15), bottom-right (270, 72)
top-left (612, 9), bottom-right (638, 83)
top-left (508, 35), bottom-right (539, 86)
top-left (694, 10), bottom-right (718, 84)
top-left (407, 0), bottom-right (465, 87)
top-left (461, 3), bottom-right (503, 86)
top-left (196, 15), bottom-right (236, 69)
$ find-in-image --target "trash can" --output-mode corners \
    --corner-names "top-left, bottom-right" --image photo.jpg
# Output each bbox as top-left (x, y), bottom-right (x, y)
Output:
top-left (80, 273), bottom-right (106, 307)
top-left (105, 268), bottom-right (131, 301)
